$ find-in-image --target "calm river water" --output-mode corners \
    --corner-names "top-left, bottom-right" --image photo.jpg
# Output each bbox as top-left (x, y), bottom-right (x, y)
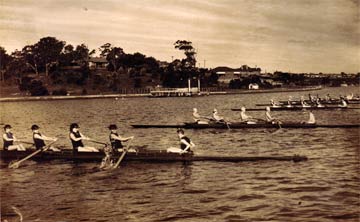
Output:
top-left (1, 86), bottom-right (359, 222)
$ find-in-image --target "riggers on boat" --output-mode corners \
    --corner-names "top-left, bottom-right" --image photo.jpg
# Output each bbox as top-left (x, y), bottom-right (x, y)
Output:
top-left (131, 122), bottom-right (360, 129)
top-left (0, 149), bottom-right (308, 163)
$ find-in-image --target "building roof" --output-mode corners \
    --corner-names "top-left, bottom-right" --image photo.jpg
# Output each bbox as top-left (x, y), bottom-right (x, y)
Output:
top-left (213, 65), bottom-right (261, 73)
top-left (89, 57), bottom-right (108, 63)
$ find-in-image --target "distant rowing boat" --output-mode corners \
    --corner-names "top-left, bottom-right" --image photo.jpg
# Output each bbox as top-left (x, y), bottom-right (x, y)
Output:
top-left (131, 122), bottom-right (360, 129)
top-left (232, 106), bottom-right (360, 111)
top-left (256, 99), bottom-right (360, 106)
top-left (0, 149), bottom-right (308, 163)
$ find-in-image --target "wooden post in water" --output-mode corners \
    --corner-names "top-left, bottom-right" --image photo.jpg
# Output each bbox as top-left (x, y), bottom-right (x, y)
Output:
top-left (188, 78), bottom-right (191, 95)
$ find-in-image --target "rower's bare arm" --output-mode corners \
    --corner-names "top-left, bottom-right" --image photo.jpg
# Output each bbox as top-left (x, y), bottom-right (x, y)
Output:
top-left (181, 139), bottom-right (192, 152)
top-left (112, 134), bottom-right (134, 141)
top-left (80, 133), bottom-right (90, 140)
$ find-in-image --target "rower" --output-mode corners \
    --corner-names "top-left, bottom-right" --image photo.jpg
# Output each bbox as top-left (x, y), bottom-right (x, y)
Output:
top-left (177, 129), bottom-right (195, 153)
top-left (325, 94), bottom-right (331, 102)
top-left (315, 98), bottom-right (324, 107)
top-left (270, 99), bottom-right (280, 108)
top-left (300, 96), bottom-right (310, 107)
top-left (3, 125), bottom-right (26, 151)
top-left (306, 111), bottom-right (316, 124)
top-left (69, 123), bottom-right (99, 153)
top-left (31, 125), bottom-right (59, 151)
top-left (346, 93), bottom-right (353, 100)
top-left (240, 107), bottom-right (257, 124)
top-left (108, 124), bottom-right (134, 152)
top-left (166, 129), bottom-right (195, 154)
top-left (212, 108), bottom-right (225, 123)
top-left (339, 99), bottom-right (347, 107)
top-left (265, 107), bottom-right (280, 124)
top-left (286, 97), bottom-right (293, 108)
top-left (193, 108), bottom-right (209, 124)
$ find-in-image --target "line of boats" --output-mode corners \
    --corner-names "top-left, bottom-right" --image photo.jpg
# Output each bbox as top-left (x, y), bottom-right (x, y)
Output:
top-left (233, 106), bottom-right (360, 111)
top-left (131, 122), bottom-right (360, 129)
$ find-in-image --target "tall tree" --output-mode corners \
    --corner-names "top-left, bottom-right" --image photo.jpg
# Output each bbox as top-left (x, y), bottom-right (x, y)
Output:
top-left (99, 43), bottom-right (124, 72)
top-left (0, 47), bottom-right (13, 82)
top-left (174, 40), bottom-right (197, 69)
top-left (21, 45), bottom-right (39, 75)
top-left (36, 37), bottom-right (65, 76)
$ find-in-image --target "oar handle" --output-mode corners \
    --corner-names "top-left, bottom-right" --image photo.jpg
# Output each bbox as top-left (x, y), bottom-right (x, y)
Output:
top-left (17, 140), bottom-right (34, 145)
top-left (89, 140), bottom-right (108, 146)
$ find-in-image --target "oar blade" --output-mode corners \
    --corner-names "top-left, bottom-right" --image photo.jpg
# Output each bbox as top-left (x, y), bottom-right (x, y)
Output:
top-left (8, 162), bottom-right (20, 169)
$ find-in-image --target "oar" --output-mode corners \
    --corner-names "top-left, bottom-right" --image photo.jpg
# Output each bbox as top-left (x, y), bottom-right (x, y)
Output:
top-left (113, 137), bottom-right (134, 169)
top-left (17, 140), bottom-right (34, 145)
top-left (8, 140), bottom-right (57, 169)
top-left (223, 120), bottom-right (231, 130)
top-left (89, 140), bottom-right (108, 146)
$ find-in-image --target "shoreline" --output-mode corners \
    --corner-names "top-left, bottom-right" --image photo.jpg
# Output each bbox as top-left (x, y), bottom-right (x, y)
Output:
top-left (0, 86), bottom-right (322, 102)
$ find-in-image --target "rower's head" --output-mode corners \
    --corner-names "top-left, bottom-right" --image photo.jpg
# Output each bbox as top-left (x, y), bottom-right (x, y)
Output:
top-left (4, 124), bottom-right (11, 132)
top-left (31, 124), bottom-right (39, 132)
top-left (193, 108), bottom-right (198, 112)
top-left (213, 108), bottom-right (218, 113)
top-left (241, 106), bottom-right (246, 112)
top-left (266, 106), bottom-right (271, 112)
top-left (108, 124), bottom-right (118, 131)
top-left (70, 123), bottom-right (80, 132)
top-left (176, 128), bottom-right (184, 137)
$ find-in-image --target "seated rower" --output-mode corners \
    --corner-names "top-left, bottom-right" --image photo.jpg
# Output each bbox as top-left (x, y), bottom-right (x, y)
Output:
top-left (316, 98), bottom-right (324, 107)
top-left (192, 108), bottom-right (209, 124)
top-left (346, 93), bottom-right (353, 100)
top-left (270, 99), bottom-right (280, 107)
top-left (303, 111), bottom-right (316, 124)
top-left (108, 124), bottom-right (135, 152)
top-left (265, 107), bottom-right (281, 124)
top-left (167, 129), bottom-right (195, 154)
top-left (69, 123), bottom-right (99, 153)
top-left (3, 124), bottom-right (26, 151)
top-left (339, 99), bottom-right (347, 107)
top-left (300, 96), bottom-right (310, 107)
top-left (286, 98), bottom-right (293, 108)
top-left (240, 107), bottom-right (257, 124)
top-left (31, 125), bottom-right (59, 151)
top-left (212, 108), bottom-right (225, 123)
top-left (325, 94), bottom-right (331, 102)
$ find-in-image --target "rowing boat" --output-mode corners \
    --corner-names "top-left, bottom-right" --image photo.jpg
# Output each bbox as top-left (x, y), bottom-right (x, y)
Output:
top-left (0, 149), bottom-right (308, 162)
top-left (232, 106), bottom-right (360, 111)
top-left (131, 122), bottom-right (360, 129)
top-left (256, 99), bottom-right (360, 106)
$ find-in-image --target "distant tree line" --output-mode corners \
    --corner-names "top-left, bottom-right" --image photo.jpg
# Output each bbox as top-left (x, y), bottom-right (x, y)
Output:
top-left (0, 37), bottom-right (220, 96)
top-left (1, 37), bottom-right (358, 96)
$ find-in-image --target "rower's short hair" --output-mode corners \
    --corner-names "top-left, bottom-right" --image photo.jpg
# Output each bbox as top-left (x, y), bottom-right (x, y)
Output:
top-left (177, 128), bottom-right (184, 134)
top-left (4, 124), bottom-right (11, 130)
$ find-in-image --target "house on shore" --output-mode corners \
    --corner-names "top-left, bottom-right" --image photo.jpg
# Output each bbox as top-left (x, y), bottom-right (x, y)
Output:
top-left (213, 65), bottom-right (261, 84)
top-left (89, 57), bottom-right (108, 69)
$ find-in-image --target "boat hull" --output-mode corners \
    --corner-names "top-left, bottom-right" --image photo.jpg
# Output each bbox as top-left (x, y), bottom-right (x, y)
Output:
top-left (0, 149), bottom-right (307, 163)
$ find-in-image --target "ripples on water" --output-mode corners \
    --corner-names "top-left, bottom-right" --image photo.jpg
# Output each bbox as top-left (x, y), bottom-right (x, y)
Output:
top-left (1, 86), bottom-right (359, 221)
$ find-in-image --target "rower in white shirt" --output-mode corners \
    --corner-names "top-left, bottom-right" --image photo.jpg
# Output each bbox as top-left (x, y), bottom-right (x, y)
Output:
top-left (193, 108), bottom-right (209, 124)
top-left (240, 107), bottom-right (257, 124)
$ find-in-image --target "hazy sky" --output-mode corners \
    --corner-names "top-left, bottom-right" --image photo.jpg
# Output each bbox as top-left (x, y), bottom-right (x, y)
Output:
top-left (0, 0), bottom-right (359, 73)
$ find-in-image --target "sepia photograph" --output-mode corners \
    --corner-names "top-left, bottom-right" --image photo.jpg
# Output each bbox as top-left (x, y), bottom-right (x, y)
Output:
top-left (0, 0), bottom-right (359, 221)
